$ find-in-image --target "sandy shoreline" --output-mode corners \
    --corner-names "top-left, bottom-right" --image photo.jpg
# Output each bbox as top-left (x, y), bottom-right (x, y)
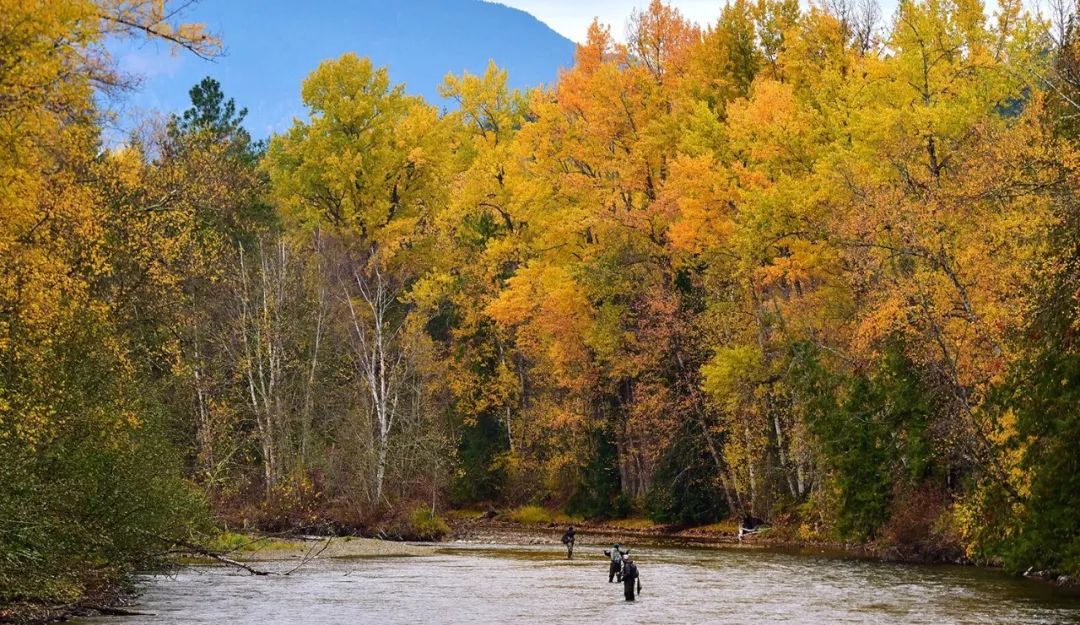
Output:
top-left (224, 535), bottom-right (436, 561)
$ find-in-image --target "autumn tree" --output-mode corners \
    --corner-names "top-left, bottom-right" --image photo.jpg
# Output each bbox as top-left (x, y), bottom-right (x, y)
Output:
top-left (0, 0), bottom-right (220, 604)
top-left (266, 53), bottom-right (452, 509)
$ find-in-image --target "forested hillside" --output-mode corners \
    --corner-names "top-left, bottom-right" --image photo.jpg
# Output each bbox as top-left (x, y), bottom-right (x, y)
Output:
top-left (2, 0), bottom-right (1079, 608)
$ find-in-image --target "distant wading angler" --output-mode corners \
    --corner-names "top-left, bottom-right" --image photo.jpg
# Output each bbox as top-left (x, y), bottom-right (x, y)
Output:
top-left (621, 555), bottom-right (641, 601)
top-left (603, 544), bottom-right (629, 582)
top-left (561, 525), bottom-right (576, 559)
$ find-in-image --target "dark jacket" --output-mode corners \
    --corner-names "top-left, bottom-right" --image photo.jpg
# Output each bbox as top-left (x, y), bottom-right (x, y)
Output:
top-left (622, 560), bottom-right (641, 600)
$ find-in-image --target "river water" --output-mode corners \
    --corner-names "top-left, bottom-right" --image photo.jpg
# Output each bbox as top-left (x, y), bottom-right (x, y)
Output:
top-left (73, 542), bottom-right (1080, 625)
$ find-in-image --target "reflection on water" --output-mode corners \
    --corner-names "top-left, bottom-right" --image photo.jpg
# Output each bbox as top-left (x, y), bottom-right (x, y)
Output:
top-left (73, 542), bottom-right (1080, 625)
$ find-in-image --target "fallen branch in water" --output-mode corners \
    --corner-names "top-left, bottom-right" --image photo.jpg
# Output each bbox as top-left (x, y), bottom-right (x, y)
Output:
top-left (169, 544), bottom-right (273, 575)
top-left (141, 530), bottom-right (274, 576)
top-left (284, 537), bottom-right (333, 575)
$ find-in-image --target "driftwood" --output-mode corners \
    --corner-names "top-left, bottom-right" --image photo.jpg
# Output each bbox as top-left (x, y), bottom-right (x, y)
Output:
top-left (149, 531), bottom-right (337, 576)
top-left (149, 532), bottom-right (273, 576)
top-left (171, 545), bottom-right (273, 575)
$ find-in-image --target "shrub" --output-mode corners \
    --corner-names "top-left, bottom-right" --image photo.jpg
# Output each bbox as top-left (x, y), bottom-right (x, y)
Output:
top-left (508, 505), bottom-right (553, 524)
top-left (209, 531), bottom-right (251, 552)
top-left (0, 407), bottom-right (207, 605)
top-left (880, 483), bottom-right (963, 562)
top-left (406, 506), bottom-right (449, 541)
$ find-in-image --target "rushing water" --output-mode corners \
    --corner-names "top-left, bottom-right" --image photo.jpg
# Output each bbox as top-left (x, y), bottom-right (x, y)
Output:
top-left (73, 542), bottom-right (1080, 625)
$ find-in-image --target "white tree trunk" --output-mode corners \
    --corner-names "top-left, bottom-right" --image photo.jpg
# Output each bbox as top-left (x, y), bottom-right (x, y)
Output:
top-left (236, 238), bottom-right (289, 500)
top-left (345, 256), bottom-right (405, 507)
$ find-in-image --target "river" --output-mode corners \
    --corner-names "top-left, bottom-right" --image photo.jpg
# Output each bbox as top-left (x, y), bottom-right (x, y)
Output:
top-left (73, 542), bottom-right (1080, 624)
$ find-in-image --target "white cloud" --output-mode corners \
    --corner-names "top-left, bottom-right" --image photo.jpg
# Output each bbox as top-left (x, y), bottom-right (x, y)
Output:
top-left (493, 0), bottom-right (726, 42)
top-left (116, 45), bottom-right (185, 79)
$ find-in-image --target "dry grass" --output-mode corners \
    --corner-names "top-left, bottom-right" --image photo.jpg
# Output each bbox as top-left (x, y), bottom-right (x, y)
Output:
top-left (445, 508), bottom-right (485, 520)
top-left (688, 520), bottom-right (740, 534)
top-left (503, 506), bottom-right (584, 525)
top-left (507, 505), bottom-right (553, 524)
top-left (603, 517), bottom-right (661, 530)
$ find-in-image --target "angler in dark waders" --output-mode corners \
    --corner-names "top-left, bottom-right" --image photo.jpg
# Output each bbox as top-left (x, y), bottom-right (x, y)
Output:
top-left (561, 525), bottom-right (576, 559)
top-left (621, 555), bottom-right (641, 601)
top-left (603, 544), bottom-right (629, 582)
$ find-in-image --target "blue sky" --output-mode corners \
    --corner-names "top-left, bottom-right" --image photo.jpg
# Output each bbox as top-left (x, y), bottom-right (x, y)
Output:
top-left (108, 0), bottom-right (580, 140)
top-left (108, 1), bottom-right (743, 142)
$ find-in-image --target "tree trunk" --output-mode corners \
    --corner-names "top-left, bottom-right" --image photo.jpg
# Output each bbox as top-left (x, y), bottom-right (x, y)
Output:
top-left (344, 252), bottom-right (406, 508)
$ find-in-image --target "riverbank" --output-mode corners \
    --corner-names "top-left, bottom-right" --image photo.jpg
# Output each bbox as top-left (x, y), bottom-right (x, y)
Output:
top-left (447, 511), bottom-right (872, 557)
top-left (0, 578), bottom-right (142, 625)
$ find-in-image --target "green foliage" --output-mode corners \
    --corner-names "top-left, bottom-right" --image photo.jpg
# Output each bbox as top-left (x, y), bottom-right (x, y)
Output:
top-left (207, 532), bottom-right (251, 553)
top-left (0, 393), bottom-right (206, 604)
top-left (406, 507), bottom-right (450, 541)
top-left (170, 76), bottom-right (252, 144)
top-left (997, 349), bottom-right (1080, 574)
top-left (204, 532), bottom-right (297, 554)
top-left (450, 412), bottom-right (509, 505)
top-left (566, 428), bottom-right (625, 519)
top-left (824, 376), bottom-right (894, 540)
top-left (794, 342), bottom-right (935, 541)
top-left (645, 423), bottom-right (729, 526)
